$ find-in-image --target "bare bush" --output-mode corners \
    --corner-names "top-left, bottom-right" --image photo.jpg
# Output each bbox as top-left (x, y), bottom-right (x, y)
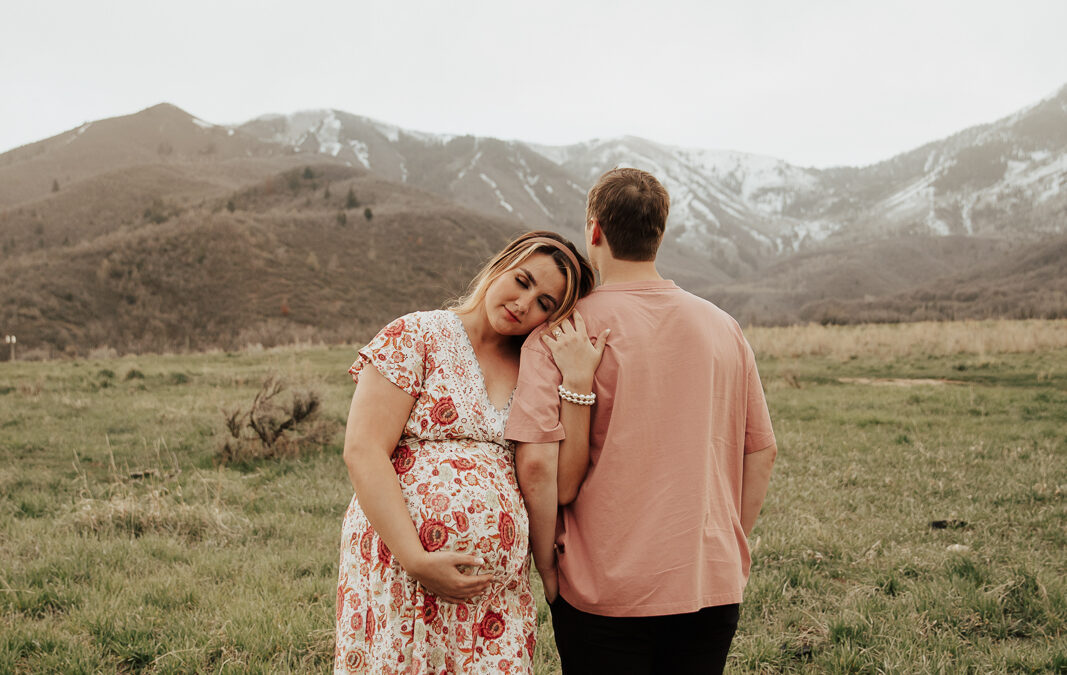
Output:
top-left (217, 376), bottom-right (334, 464)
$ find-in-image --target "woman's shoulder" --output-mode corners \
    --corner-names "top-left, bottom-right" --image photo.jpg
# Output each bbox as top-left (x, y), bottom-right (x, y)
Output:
top-left (380, 309), bottom-right (457, 339)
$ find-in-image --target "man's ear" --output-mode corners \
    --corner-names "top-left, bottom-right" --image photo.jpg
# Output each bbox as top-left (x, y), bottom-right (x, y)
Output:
top-left (589, 219), bottom-right (602, 246)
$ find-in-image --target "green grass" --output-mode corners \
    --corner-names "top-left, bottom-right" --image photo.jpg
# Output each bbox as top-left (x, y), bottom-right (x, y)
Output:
top-left (1, 339), bottom-right (1065, 673)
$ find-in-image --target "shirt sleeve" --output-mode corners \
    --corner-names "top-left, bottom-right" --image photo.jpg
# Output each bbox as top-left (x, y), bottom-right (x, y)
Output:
top-left (504, 328), bottom-right (565, 443)
top-left (743, 342), bottom-right (776, 454)
top-left (348, 313), bottom-right (425, 398)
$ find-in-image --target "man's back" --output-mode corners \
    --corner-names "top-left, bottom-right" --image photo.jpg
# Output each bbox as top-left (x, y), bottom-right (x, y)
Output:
top-left (506, 279), bottom-right (776, 617)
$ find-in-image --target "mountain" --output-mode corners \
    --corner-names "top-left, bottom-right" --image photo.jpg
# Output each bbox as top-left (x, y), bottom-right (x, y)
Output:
top-left (0, 161), bottom-right (521, 355)
top-left (1, 88), bottom-right (1065, 356)
top-left (0, 106), bottom-right (525, 355)
top-left (236, 111), bottom-right (727, 287)
top-left (239, 86), bottom-right (1067, 283)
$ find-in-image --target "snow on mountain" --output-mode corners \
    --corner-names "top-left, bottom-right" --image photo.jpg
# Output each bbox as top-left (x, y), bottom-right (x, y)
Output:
top-left (237, 86), bottom-right (1067, 279)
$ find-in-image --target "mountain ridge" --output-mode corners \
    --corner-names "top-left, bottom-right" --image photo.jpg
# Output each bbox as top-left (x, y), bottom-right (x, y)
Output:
top-left (1, 88), bottom-right (1065, 355)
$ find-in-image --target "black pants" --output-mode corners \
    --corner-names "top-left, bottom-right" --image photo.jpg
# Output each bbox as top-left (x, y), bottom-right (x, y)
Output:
top-left (549, 596), bottom-right (740, 675)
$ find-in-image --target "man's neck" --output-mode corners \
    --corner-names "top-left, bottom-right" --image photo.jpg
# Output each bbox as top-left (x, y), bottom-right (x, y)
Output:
top-left (595, 258), bottom-right (663, 286)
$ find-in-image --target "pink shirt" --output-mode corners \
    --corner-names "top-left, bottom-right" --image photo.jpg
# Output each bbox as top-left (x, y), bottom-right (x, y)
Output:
top-left (504, 280), bottom-right (775, 617)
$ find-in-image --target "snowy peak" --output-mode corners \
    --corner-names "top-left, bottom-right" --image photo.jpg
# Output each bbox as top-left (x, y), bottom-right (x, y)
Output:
top-left (234, 87), bottom-right (1067, 279)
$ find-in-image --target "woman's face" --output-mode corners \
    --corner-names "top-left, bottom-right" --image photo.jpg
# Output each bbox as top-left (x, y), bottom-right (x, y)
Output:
top-left (482, 253), bottom-right (567, 337)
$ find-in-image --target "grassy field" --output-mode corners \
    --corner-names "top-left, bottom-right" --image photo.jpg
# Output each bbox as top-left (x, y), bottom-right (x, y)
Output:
top-left (1, 320), bottom-right (1065, 673)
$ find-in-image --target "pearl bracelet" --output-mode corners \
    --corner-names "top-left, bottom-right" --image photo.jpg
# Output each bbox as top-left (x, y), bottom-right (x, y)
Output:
top-left (558, 384), bottom-right (595, 406)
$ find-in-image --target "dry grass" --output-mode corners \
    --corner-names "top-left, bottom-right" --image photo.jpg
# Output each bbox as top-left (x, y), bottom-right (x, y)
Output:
top-left (747, 318), bottom-right (1067, 359)
top-left (65, 491), bottom-right (250, 543)
top-left (2, 332), bottom-right (1064, 672)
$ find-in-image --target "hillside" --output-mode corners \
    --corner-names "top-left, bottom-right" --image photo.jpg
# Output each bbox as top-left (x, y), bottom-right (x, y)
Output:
top-left (0, 163), bottom-right (519, 355)
top-left (791, 233), bottom-right (1067, 324)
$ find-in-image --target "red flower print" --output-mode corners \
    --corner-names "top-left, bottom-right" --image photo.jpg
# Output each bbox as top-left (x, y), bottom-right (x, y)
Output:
top-left (377, 537), bottom-right (392, 564)
top-left (336, 586), bottom-right (345, 622)
top-left (449, 457), bottom-right (476, 471)
top-left (499, 512), bottom-right (516, 550)
top-left (422, 594), bottom-right (439, 624)
top-left (360, 530), bottom-right (374, 562)
top-left (429, 396), bottom-right (459, 425)
top-left (344, 649), bottom-right (366, 670)
top-left (419, 520), bottom-right (449, 552)
top-left (479, 610), bottom-right (506, 640)
top-left (452, 510), bottom-right (470, 532)
top-left (526, 632), bottom-right (536, 658)
top-left (349, 612), bottom-right (363, 632)
top-left (383, 318), bottom-right (405, 338)
top-left (429, 493), bottom-right (450, 513)
top-left (456, 604), bottom-right (469, 622)
top-left (366, 607), bottom-right (375, 641)
top-left (391, 446), bottom-right (415, 474)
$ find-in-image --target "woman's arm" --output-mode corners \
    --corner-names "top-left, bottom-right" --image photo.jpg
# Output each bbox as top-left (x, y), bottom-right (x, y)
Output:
top-left (343, 366), bottom-right (495, 603)
top-left (542, 311), bottom-right (609, 504)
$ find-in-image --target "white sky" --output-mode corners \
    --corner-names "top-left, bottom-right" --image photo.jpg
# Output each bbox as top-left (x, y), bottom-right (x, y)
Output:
top-left (2, 0), bottom-right (1066, 168)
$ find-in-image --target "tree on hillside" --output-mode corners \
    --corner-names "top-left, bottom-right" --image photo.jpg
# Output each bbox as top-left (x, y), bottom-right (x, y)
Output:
top-left (52, 179), bottom-right (59, 193)
top-left (324, 183), bottom-right (331, 200)
top-left (346, 188), bottom-right (359, 209)
top-left (303, 166), bottom-right (314, 180)
top-left (336, 211), bottom-right (347, 227)
top-left (364, 207), bottom-right (373, 221)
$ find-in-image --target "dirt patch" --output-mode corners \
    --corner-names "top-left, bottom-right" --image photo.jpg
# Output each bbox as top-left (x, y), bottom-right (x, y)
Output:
top-left (838, 377), bottom-right (966, 386)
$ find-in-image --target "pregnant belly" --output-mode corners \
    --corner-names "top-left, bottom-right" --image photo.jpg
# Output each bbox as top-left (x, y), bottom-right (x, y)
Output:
top-left (397, 444), bottom-right (530, 582)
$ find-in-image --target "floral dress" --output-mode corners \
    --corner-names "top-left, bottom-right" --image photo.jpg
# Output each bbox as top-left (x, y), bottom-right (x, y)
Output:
top-left (335, 310), bottom-right (536, 675)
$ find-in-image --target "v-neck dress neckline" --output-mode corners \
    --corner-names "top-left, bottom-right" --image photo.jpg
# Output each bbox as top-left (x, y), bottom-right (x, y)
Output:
top-left (448, 311), bottom-right (515, 415)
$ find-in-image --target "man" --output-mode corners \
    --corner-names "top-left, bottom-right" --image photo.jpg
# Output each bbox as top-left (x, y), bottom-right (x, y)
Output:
top-left (509, 168), bottom-right (777, 674)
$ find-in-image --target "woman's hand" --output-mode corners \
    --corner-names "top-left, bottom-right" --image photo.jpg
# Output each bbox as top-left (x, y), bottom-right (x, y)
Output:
top-left (542, 311), bottom-right (609, 390)
top-left (406, 551), bottom-right (497, 604)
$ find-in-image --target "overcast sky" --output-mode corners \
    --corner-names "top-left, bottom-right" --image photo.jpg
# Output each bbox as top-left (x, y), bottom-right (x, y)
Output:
top-left (3, 0), bottom-right (1066, 167)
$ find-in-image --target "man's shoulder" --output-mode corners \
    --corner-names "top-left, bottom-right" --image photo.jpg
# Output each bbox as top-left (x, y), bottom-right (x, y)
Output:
top-left (578, 284), bottom-right (740, 330)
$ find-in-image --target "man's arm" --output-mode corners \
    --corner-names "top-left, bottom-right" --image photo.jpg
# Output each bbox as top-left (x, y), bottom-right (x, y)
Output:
top-left (740, 443), bottom-right (777, 536)
top-left (515, 441), bottom-right (559, 601)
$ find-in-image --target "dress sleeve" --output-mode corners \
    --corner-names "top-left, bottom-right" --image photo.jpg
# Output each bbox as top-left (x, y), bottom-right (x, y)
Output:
top-left (348, 313), bottom-right (426, 398)
top-left (743, 341), bottom-right (776, 454)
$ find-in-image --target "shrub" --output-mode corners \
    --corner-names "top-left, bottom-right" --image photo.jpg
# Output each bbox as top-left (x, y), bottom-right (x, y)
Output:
top-left (217, 376), bottom-right (333, 464)
top-left (345, 188), bottom-right (359, 209)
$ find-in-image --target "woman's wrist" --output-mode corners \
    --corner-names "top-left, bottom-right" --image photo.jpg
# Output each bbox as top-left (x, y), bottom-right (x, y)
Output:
top-left (395, 546), bottom-right (430, 578)
top-left (560, 375), bottom-right (594, 392)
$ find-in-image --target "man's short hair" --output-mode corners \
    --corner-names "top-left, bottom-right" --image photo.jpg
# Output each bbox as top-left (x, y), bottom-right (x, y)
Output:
top-left (586, 168), bottom-right (670, 261)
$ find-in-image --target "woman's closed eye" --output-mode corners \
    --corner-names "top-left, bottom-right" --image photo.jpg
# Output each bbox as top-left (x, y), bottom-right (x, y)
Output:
top-left (517, 275), bottom-right (554, 313)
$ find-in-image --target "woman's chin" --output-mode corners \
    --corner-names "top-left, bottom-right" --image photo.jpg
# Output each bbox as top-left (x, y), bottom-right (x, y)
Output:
top-left (489, 317), bottom-right (528, 338)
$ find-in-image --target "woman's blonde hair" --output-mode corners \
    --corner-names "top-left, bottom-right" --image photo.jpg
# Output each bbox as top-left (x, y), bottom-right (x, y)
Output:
top-left (449, 231), bottom-right (594, 328)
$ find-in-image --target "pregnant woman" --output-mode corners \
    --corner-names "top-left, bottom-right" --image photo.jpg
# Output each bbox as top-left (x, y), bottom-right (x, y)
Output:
top-left (335, 231), bottom-right (597, 674)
